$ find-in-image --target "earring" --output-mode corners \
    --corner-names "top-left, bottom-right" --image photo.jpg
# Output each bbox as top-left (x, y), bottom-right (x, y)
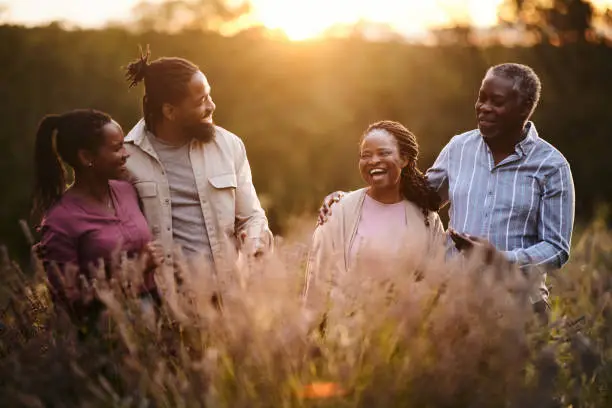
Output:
top-left (88, 162), bottom-right (93, 167)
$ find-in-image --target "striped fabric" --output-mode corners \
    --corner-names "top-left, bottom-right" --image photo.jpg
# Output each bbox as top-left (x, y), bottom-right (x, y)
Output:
top-left (426, 121), bottom-right (575, 270)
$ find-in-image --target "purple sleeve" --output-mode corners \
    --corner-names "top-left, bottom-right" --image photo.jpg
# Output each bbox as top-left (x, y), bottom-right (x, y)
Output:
top-left (39, 224), bottom-right (78, 266)
top-left (38, 221), bottom-right (80, 297)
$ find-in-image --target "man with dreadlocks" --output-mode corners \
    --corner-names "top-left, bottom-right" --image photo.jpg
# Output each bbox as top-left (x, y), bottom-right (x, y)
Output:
top-left (123, 48), bottom-right (272, 282)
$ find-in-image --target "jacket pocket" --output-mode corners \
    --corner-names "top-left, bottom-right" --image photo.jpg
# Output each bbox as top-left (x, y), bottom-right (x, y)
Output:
top-left (134, 181), bottom-right (158, 197)
top-left (208, 173), bottom-right (237, 189)
top-left (207, 173), bottom-right (236, 232)
top-left (133, 181), bottom-right (161, 236)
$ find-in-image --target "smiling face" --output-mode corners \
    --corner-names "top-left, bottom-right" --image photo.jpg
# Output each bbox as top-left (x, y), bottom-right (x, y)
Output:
top-left (475, 72), bottom-right (528, 141)
top-left (359, 129), bottom-right (408, 192)
top-left (85, 121), bottom-right (129, 180)
top-left (165, 71), bottom-right (217, 142)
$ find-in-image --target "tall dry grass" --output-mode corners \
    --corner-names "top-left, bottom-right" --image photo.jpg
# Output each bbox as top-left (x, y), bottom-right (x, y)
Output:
top-left (0, 216), bottom-right (611, 407)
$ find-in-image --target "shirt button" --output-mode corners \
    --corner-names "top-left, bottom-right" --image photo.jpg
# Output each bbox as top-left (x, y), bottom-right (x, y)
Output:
top-left (164, 198), bottom-right (170, 205)
top-left (161, 171), bottom-right (166, 176)
top-left (167, 226), bottom-right (171, 231)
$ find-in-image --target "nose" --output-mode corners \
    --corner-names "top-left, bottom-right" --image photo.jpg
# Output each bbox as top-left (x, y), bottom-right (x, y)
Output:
top-left (208, 98), bottom-right (216, 114)
top-left (121, 147), bottom-right (130, 160)
top-left (478, 102), bottom-right (492, 113)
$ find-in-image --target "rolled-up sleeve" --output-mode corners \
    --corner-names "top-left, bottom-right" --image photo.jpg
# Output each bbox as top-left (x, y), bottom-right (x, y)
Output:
top-left (233, 138), bottom-right (273, 251)
top-left (503, 164), bottom-right (575, 270)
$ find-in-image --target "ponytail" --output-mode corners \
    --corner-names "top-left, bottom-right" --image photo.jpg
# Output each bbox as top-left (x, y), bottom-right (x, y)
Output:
top-left (125, 44), bottom-right (150, 89)
top-left (124, 46), bottom-right (200, 132)
top-left (32, 114), bottom-right (66, 222)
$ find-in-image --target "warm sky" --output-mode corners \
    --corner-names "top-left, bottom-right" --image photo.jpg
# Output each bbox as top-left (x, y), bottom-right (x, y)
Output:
top-left (2, 0), bottom-right (612, 40)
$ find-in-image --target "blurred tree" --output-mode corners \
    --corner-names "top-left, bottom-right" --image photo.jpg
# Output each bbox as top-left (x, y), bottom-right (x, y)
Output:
top-left (431, 25), bottom-right (474, 46)
top-left (131, 0), bottom-right (252, 33)
top-left (499, 0), bottom-right (596, 44)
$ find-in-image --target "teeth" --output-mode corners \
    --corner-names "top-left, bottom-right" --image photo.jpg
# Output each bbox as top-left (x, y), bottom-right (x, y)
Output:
top-left (370, 169), bottom-right (385, 175)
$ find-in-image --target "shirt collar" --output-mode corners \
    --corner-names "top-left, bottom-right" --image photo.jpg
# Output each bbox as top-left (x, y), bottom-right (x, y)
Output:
top-left (124, 118), bottom-right (147, 146)
top-left (516, 121), bottom-right (538, 157)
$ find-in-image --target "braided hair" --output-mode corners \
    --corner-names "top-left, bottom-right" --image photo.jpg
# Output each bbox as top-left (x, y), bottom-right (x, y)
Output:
top-left (125, 46), bottom-right (200, 132)
top-left (362, 120), bottom-right (441, 226)
top-left (32, 109), bottom-right (112, 221)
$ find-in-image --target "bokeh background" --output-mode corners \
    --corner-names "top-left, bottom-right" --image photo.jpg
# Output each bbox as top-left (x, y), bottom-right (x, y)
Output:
top-left (1, 0), bottom-right (612, 262)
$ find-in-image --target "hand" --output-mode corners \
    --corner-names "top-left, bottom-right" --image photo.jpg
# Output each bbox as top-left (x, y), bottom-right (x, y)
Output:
top-left (239, 232), bottom-right (267, 259)
top-left (317, 191), bottom-right (345, 226)
top-left (448, 228), bottom-right (472, 251)
top-left (449, 228), bottom-right (498, 264)
top-left (143, 241), bottom-right (164, 270)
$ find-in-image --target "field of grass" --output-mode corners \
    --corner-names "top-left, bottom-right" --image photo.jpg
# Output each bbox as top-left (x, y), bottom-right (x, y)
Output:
top-left (0, 214), bottom-right (611, 407)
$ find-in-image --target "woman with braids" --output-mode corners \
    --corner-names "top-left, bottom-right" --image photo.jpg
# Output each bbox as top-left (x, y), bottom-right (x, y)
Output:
top-left (303, 120), bottom-right (444, 304)
top-left (33, 109), bottom-right (162, 331)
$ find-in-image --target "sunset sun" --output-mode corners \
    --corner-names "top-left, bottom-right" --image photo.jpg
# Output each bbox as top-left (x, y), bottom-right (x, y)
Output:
top-left (250, 0), bottom-right (505, 41)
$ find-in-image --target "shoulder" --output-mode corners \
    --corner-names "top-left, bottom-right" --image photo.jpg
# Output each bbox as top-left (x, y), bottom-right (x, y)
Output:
top-left (335, 189), bottom-right (367, 212)
top-left (124, 118), bottom-right (146, 144)
top-left (109, 179), bottom-right (139, 200)
top-left (532, 137), bottom-right (571, 169)
top-left (439, 129), bottom-right (481, 153)
top-left (40, 196), bottom-right (80, 237)
top-left (213, 125), bottom-right (244, 149)
top-left (322, 189), bottom-right (366, 227)
top-left (452, 129), bottom-right (481, 145)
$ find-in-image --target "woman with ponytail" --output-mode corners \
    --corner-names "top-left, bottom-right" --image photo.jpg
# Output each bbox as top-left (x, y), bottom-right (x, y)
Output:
top-left (33, 109), bottom-right (162, 329)
top-left (303, 120), bottom-right (445, 304)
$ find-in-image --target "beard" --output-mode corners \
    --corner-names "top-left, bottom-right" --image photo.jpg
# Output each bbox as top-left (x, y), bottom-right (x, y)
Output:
top-left (183, 120), bottom-right (216, 143)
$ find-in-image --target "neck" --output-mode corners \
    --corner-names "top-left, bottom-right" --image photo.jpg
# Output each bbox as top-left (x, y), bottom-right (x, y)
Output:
top-left (153, 120), bottom-right (188, 146)
top-left (367, 186), bottom-right (403, 204)
top-left (487, 123), bottom-right (528, 155)
top-left (72, 173), bottom-right (110, 202)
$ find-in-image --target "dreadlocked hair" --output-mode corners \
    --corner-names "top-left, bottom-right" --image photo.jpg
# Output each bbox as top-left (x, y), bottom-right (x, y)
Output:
top-left (125, 45), bottom-right (200, 131)
top-left (363, 120), bottom-right (442, 227)
top-left (32, 109), bottom-right (112, 222)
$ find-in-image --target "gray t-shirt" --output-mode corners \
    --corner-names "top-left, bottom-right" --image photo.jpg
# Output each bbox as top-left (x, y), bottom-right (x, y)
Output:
top-left (149, 136), bottom-right (213, 262)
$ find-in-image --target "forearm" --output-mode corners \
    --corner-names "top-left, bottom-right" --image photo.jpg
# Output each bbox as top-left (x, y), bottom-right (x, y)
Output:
top-left (503, 241), bottom-right (569, 270)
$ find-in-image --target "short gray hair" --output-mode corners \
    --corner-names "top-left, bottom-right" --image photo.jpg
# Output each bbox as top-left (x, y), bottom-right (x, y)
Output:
top-left (487, 63), bottom-right (542, 119)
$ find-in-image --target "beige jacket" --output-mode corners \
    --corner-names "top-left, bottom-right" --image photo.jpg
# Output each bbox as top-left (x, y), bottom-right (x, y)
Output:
top-left (303, 188), bottom-right (445, 301)
top-left (124, 119), bottom-right (272, 276)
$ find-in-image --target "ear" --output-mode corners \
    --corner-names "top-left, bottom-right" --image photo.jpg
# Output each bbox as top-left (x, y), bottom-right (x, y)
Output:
top-left (519, 102), bottom-right (531, 120)
top-left (162, 103), bottom-right (176, 122)
top-left (515, 92), bottom-right (531, 119)
top-left (77, 149), bottom-right (95, 169)
top-left (399, 155), bottom-right (410, 169)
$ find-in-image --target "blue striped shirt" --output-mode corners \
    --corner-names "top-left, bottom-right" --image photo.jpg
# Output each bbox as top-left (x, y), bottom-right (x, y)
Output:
top-left (426, 122), bottom-right (575, 270)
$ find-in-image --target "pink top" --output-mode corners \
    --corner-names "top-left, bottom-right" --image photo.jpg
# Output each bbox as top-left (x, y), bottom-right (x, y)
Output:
top-left (38, 180), bottom-right (152, 290)
top-left (349, 194), bottom-right (407, 266)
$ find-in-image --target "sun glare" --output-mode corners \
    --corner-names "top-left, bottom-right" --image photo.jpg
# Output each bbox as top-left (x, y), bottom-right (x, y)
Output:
top-left (3, 0), bottom-right (612, 40)
top-left (251, 0), bottom-right (505, 41)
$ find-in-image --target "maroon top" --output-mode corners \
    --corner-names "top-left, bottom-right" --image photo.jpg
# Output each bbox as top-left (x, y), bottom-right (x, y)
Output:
top-left (39, 180), bottom-right (153, 296)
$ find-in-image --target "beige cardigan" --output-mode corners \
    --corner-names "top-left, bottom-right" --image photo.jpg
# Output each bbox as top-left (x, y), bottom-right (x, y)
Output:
top-left (303, 188), bottom-right (445, 301)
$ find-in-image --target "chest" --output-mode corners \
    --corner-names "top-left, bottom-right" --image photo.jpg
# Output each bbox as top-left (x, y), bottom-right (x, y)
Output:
top-left (449, 155), bottom-right (547, 217)
top-left (77, 210), bottom-right (151, 267)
